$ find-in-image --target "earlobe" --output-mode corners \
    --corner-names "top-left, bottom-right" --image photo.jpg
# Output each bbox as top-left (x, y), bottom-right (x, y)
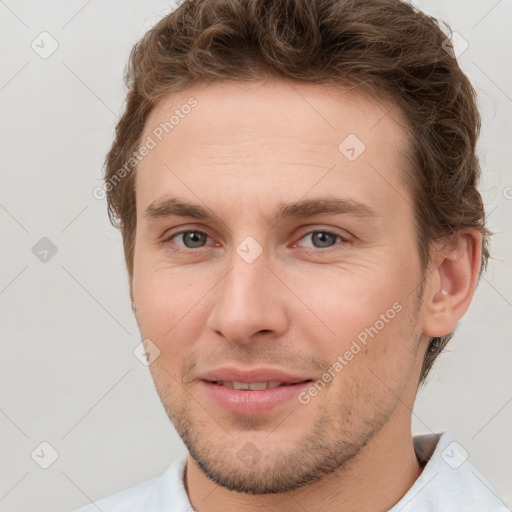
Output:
top-left (422, 231), bottom-right (482, 338)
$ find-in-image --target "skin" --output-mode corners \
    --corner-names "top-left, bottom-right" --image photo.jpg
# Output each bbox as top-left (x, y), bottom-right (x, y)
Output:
top-left (130, 78), bottom-right (481, 512)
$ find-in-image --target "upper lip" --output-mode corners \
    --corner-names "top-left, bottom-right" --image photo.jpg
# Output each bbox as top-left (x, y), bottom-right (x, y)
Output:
top-left (199, 367), bottom-right (313, 384)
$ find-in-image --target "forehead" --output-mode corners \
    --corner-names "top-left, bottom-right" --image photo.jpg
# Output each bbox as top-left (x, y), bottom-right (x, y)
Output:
top-left (135, 79), bottom-right (412, 220)
top-left (142, 79), bottom-right (408, 150)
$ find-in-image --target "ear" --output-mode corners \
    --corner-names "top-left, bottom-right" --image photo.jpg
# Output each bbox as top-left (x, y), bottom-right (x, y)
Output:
top-left (422, 230), bottom-right (482, 338)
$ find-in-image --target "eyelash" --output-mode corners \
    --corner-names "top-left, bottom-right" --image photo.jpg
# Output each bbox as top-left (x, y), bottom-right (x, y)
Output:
top-left (162, 228), bottom-right (349, 254)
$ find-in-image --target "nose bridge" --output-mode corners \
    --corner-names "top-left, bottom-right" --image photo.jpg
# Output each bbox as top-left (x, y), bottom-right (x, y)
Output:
top-left (206, 242), bottom-right (287, 344)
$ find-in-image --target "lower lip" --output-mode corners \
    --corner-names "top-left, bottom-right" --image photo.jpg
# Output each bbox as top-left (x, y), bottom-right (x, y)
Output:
top-left (200, 380), bottom-right (312, 414)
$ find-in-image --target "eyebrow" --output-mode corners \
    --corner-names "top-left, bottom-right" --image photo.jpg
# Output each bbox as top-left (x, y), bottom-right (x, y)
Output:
top-left (144, 196), bottom-right (378, 222)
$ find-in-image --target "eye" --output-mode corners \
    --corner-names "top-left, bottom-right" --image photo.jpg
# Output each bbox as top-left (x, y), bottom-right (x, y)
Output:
top-left (295, 230), bottom-right (347, 250)
top-left (165, 230), bottom-right (212, 251)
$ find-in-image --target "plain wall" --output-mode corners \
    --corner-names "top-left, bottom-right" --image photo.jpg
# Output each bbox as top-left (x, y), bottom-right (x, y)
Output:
top-left (1, 1), bottom-right (511, 510)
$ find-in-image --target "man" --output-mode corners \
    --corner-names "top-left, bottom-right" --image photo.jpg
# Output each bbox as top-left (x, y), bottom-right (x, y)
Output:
top-left (75, 0), bottom-right (509, 510)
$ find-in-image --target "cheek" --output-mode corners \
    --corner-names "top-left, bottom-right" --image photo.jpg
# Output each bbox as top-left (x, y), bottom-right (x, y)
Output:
top-left (287, 262), bottom-right (409, 339)
top-left (132, 259), bottom-right (208, 356)
top-left (286, 258), bottom-right (420, 384)
top-left (315, 300), bottom-right (419, 415)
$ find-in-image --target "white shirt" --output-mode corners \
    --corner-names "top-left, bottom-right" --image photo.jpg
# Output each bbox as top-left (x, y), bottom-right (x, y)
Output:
top-left (73, 431), bottom-right (510, 511)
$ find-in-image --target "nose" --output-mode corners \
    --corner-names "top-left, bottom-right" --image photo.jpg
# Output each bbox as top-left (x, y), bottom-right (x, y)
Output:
top-left (205, 249), bottom-right (289, 346)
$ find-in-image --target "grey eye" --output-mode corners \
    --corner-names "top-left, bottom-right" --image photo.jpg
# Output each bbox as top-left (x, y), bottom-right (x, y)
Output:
top-left (178, 231), bottom-right (208, 248)
top-left (303, 231), bottom-right (340, 248)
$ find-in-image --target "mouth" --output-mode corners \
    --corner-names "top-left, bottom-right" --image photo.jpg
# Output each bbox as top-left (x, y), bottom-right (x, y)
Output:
top-left (206, 380), bottom-right (312, 390)
top-left (200, 378), bottom-right (314, 414)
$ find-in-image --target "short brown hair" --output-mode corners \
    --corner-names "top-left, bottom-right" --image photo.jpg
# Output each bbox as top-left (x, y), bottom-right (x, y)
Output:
top-left (104, 0), bottom-right (490, 384)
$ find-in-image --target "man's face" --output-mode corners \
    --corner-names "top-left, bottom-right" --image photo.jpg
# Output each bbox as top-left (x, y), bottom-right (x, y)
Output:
top-left (131, 79), bottom-right (428, 493)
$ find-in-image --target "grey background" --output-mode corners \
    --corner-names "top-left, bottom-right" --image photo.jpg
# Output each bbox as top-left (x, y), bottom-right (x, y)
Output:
top-left (0, 0), bottom-right (511, 510)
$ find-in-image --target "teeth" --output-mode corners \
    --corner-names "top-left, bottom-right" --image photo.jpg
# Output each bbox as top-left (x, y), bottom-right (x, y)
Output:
top-left (248, 382), bottom-right (267, 390)
top-left (266, 381), bottom-right (283, 389)
top-left (218, 381), bottom-right (284, 390)
top-left (233, 381), bottom-right (250, 390)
